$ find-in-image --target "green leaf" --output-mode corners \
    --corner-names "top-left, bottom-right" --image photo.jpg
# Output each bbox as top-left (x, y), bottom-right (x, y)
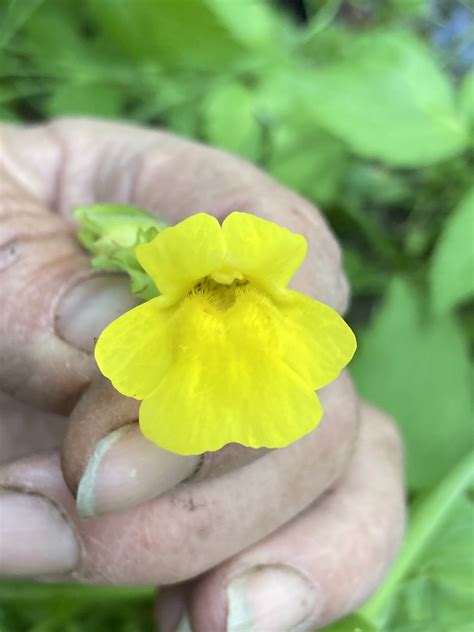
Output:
top-left (0, 0), bottom-right (45, 49)
top-left (268, 125), bottom-right (347, 205)
top-left (351, 278), bottom-right (473, 490)
top-left (430, 186), bottom-right (474, 314)
top-left (75, 204), bottom-right (168, 300)
top-left (204, 0), bottom-right (280, 50)
top-left (22, 3), bottom-right (90, 70)
top-left (87, 0), bottom-right (243, 70)
top-left (308, 30), bottom-right (467, 166)
top-left (343, 249), bottom-right (388, 295)
top-left (47, 82), bottom-right (124, 118)
top-left (0, 581), bottom-right (153, 602)
top-left (319, 612), bottom-right (380, 631)
top-left (0, 104), bottom-right (17, 121)
top-left (204, 82), bottom-right (261, 160)
top-left (424, 495), bottom-right (474, 597)
top-left (364, 452), bottom-right (474, 631)
top-left (459, 70), bottom-right (474, 134)
top-left (256, 63), bottom-right (313, 125)
top-left (166, 101), bottom-right (201, 138)
top-left (344, 163), bottom-right (410, 207)
top-left (256, 67), bottom-right (349, 204)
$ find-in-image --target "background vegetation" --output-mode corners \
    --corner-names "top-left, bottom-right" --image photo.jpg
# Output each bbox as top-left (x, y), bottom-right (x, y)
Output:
top-left (0, 0), bottom-right (473, 630)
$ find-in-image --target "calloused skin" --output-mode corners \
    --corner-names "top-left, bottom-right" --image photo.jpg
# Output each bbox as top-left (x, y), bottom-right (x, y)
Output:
top-left (0, 119), bottom-right (405, 631)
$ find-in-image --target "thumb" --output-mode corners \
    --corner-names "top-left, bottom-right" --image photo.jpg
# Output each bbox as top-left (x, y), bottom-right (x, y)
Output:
top-left (56, 276), bottom-right (139, 355)
top-left (0, 123), bottom-right (137, 413)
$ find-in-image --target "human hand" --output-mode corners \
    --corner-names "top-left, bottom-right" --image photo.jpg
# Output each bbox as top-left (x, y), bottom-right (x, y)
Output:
top-left (0, 119), bottom-right (405, 631)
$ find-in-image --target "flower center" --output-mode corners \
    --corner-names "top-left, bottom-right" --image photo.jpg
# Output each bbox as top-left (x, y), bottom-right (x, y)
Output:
top-left (191, 276), bottom-right (250, 310)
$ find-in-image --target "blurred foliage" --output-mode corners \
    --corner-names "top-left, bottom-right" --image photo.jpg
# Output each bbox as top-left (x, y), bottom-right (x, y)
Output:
top-left (0, 0), bottom-right (473, 630)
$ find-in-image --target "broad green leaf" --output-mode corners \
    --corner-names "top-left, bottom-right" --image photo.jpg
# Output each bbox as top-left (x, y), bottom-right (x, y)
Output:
top-left (0, 0), bottom-right (45, 48)
top-left (256, 66), bottom-right (348, 204)
top-left (374, 0), bottom-right (428, 22)
top-left (256, 63), bottom-right (314, 123)
top-left (22, 3), bottom-right (89, 70)
top-left (204, 82), bottom-right (261, 160)
top-left (21, 2), bottom-right (127, 85)
top-left (430, 186), bottom-right (474, 314)
top-left (304, 0), bottom-right (342, 38)
top-left (0, 104), bottom-right (17, 121)
top-left (166, 101), bottom-right (201, 138)
top-left (425, 495), bottom-right (474, 596)
top-left (362, 451), bottom-right (474, 629)
top-left (388, 495), bottom-right (474, 631)
top-left (308, 30), bottom-right (467, 166)
top-left (351, 278), bottom-right (472, 490)
top-left (204, 0), bottom-right (280, 50)
top-left (343, 249), bottom-right (388, 295)
top-left (47, 82), bottom-right (124, 118)
top-left (344, 163), bottom-right (410, 207)
top-left (87, 0), bottom-right (243, 70)
top-left (320, 613), bottom-right (380, 631)
top-left (268, 125), bottom-right (347, 205)
top-left (459, 70), bottom-right (474, 133)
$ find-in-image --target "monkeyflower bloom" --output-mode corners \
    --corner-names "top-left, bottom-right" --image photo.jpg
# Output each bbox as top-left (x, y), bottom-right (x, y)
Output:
top-left (95, 212), bottom-right (356, 455)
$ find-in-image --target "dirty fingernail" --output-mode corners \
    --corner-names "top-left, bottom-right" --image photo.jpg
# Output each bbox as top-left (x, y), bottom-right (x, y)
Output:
top-left (227, 564), bottom-right (319, 631)
top-left (56, 275), bottom-right (140, 352)
top-left (77, 423), bottom-right (200, 518)
top-left (0, 490), bottom-right (79, 577)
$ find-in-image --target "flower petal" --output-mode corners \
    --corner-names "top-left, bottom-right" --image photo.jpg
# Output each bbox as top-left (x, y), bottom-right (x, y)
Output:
top-left (140, 359), bottom-right (321, 455)
top-left (94, 298), bottom-right (171, 399)
top-left (135, 213), bottom-right (226, 303)
top-left (222, 212), bottom-right (307, 294)
top-left (279, 291), bottom-right (357, 390)
top-left (138, 288), bottom-right (322, 454)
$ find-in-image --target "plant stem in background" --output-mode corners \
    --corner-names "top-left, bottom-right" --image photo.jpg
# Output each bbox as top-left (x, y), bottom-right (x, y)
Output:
top-left (361, 449), bottom-right (474, 626)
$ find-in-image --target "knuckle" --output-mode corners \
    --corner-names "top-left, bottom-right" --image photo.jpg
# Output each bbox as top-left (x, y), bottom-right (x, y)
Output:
top-left (362, 401), bottom-right (404, 462)
top-left (377, 413), bottom-right (404, 456)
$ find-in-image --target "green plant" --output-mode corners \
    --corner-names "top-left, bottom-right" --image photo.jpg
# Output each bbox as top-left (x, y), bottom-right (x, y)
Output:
top-left (0, 0), bottom-right (472, 630)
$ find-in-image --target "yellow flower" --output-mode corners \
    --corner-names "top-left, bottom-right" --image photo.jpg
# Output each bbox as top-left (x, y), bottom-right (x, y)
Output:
top-left (95, 212), bottom-right (356, 455)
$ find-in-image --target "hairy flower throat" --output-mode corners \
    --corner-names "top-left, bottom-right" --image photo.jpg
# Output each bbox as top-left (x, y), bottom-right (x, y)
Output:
top-left (190, 276), bottom-right (251, 311)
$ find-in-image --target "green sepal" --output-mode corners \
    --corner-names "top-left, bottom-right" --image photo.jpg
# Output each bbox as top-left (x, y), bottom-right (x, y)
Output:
top-left (74, 204), bottom-right (168, 300)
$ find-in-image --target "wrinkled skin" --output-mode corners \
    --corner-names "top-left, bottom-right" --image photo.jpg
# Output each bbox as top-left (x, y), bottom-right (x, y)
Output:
top-left (0, 119), bottom-right (405, 631)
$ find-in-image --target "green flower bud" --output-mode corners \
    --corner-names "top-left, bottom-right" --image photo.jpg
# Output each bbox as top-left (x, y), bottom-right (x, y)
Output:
top-left (74, 204), bottom-right (168, 300)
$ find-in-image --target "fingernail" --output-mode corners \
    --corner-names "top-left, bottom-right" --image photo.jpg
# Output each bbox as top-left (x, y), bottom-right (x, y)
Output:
top-left (77, 424), bottom-right (200, 518)
top-left (0, 490), bottom-right (79, 577)
top-left (56, 275), bottom-right (140, 352)
top-left (175, 613), bottom-right (192, 632)
top-left (226, 564), bottom-right (319, 631)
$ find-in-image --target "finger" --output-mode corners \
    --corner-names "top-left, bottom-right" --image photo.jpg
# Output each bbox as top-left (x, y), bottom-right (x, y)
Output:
top-left (173, 403), bottom-right (405, 632)
top-left (49, 118), bottom-right (349, 313)
top-left (0, 391), bottom-right (67, 465)
top-left (61, 372), bottom-right (353, 519)
top-left (62, 376), bottom-right (268, 517)
top-left (0, 121), bottom-right (273, 489)
top-left (62, 377), bottom-right (201, 517)
top-left (155, 586), bottom-right (188, 632)
top-left (0, 375), bottom-right (358, 583)
top-left (0, 123), bottom-right (140, 413)
top-left (4, 119), bottom-right (352, 522)
top-left (1, 119), bottom-right (348, 414)
top-left (33, 118), bottom-right (352, 515)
